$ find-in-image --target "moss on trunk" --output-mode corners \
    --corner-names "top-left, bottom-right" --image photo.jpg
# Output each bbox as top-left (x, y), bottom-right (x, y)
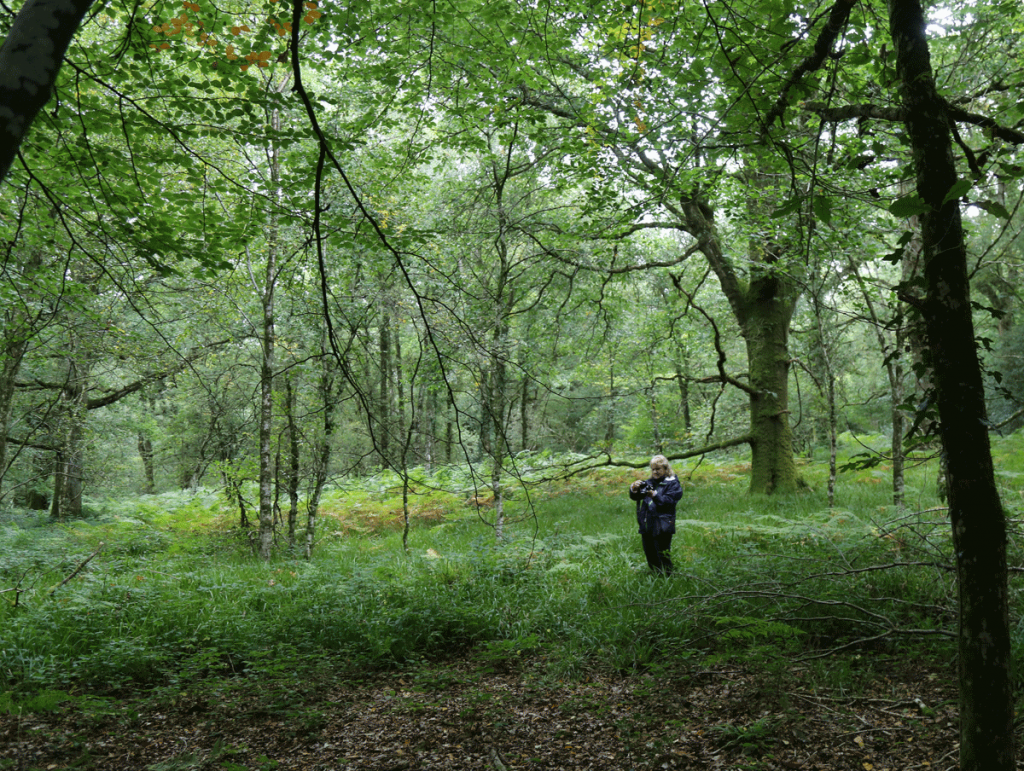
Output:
top-left (742, 274), bottom-right (799, 494)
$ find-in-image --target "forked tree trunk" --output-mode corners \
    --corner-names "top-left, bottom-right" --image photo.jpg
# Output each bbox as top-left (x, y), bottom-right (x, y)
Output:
top-left (888, 1), bottom-right (1014, 768)
top-left (682, 201), bottom-right (801, 495)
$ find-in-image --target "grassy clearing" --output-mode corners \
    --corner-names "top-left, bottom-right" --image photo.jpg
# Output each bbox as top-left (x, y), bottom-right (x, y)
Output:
top-left (1, 436), bottom-right (1021, 715)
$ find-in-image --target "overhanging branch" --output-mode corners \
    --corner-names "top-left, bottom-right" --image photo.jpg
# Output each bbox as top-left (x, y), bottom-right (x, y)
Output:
top-left (805, 102), bottom-right (1024, 146)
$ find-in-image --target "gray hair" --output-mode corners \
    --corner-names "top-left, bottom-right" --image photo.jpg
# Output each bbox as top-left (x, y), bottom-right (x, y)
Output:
top-left (650, 454), bottom-right (673, 476)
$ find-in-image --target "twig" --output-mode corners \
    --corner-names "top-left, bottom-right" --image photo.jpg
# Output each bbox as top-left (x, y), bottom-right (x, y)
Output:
top-left (488, 746), bottom-right (509, 771)
top-left (49, 542), bottom-right (104, 596)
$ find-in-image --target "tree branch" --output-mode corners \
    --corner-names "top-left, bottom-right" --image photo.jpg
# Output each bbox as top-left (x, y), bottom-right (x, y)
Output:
top-left (805, 101), bottom-right (1024, 146)
top-left (49, 542), bottom-right (103, 596)
top-left (0, 0), bottom-right (97, 183)
top-left (765, 0), bottom-right (859, 130)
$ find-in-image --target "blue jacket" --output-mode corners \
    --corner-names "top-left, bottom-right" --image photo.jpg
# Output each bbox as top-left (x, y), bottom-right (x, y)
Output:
top-left (629, 475), bottom-right (683, 535)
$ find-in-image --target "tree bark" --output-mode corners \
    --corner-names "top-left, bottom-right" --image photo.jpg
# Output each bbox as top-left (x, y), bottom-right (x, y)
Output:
top-left (50, 356), bottom-right (88, 520)
top-left (681, 201), bottom-right (800, 494)
top-left (305, 354), bottom-right (337, 560)
top-left (888, 1), bottom-right (1014, 768)
top-left (285, 373), bottom-right (300, 548)
top-left (257, 106), bottom-right (282, 561)
top-left (137, 432), bottom-right (156, 494)
top-left (0, 0), bottom-right (96, 182)
top-left (0, 335), bottom-right (29, 494)
top-left (742, 274), bottom-right (799, 494)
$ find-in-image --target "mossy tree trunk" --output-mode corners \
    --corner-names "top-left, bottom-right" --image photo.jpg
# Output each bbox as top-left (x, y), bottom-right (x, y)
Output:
top-left (739, 274), bottom-right (799, 495)
top-left (888, 1), bottom-right (1014, 768)
top-left (683, 202), bottom-right (801, 495)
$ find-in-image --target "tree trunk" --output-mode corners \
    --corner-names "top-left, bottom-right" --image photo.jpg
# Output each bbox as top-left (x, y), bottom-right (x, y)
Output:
top-left (674, 353), bottom-right (691, 432)
top-left (888, 2), bottom-right (1014, 768)
top-left (377, 313), bottom-right (392, 466)
top-left (51, 357), bottom-right (88, 520)
top-left (137, 432), bottom-right (156, 495)
top-left (285, 373), bottom-right (300, 549)
top-left (305, 355), bottom-right (337, 560)
top-left (850, 262), bottom-right (906, 506)
top-left (257, 108), bottom-right (281, 561)
top-left (0, 335), bottom-right (29, 493)
top-left (890, 325), bottom-right (907, 507)
top-left (0, 0), bottom-right (96, 183)
top-left (605, 365), bottom-right (618, 444)
top-left (520, 374), bottom-right (530, 452)
top-left (648, 380), bottom-right (663, 455)
top-left (741, 275), bottom-right (799, 494)
top-left (681, 201), bottom-right (800, 494)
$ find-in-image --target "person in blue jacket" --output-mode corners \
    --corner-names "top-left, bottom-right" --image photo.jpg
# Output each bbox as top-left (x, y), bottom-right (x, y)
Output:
top-left (629, 454), bottom-right (682, 575)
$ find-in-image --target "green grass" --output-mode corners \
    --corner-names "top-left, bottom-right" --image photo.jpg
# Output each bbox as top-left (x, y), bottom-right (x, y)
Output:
top-left (1, 437), bottom-right (1021, 706)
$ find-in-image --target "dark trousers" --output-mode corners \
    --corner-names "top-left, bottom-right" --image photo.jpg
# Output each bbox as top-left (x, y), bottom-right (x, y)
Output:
top-left (641, 532), bottom-right (673, 575)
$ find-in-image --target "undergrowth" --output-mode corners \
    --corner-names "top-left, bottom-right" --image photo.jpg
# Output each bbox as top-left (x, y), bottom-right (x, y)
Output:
top-left (1, 437), bottom-right (1022, 712)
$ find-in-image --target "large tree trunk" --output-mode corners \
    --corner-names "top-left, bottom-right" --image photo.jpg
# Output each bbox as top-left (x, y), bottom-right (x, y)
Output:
top-left (682, 202), bottom-right (800, 494)
top-left (0, 0), bottom-right (96, 183)
top-left (888, 2), bottom-right (1014, 769)
top-left (740, 274), bottom-right (800, 494)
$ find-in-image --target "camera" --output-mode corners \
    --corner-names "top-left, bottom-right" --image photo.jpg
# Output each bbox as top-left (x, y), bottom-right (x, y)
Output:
top-left (635, 480), bottom-right (654, 495)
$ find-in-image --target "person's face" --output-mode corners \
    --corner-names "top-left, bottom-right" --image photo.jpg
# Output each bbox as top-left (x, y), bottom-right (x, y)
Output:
top-left (650, 461), bottom-right (667, 479)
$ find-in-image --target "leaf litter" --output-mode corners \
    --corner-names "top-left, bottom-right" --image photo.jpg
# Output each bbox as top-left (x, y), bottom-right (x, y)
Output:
top-left (0, 656), bottom-right (983, 770)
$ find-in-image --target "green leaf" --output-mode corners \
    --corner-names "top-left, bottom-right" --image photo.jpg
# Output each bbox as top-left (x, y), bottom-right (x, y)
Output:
top-left (812, 195), bottom-right (833, 226)
top-left (888, 194), bottom-right (931, 218)
top-left (941, 178), bottom-right (972, 205)
top-left (974, 199), bottom-right (1011, 220)
top-left (770, 195), bottom-right (805, 219)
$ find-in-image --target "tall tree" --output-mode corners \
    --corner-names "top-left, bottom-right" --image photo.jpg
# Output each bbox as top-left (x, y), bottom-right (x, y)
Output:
top-left (887, 0), bottom-right (1013, 767)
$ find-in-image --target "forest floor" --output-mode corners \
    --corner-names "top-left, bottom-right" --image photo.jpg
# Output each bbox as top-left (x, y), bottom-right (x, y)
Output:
top-left (0, 653), bottom-right (974, 771)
